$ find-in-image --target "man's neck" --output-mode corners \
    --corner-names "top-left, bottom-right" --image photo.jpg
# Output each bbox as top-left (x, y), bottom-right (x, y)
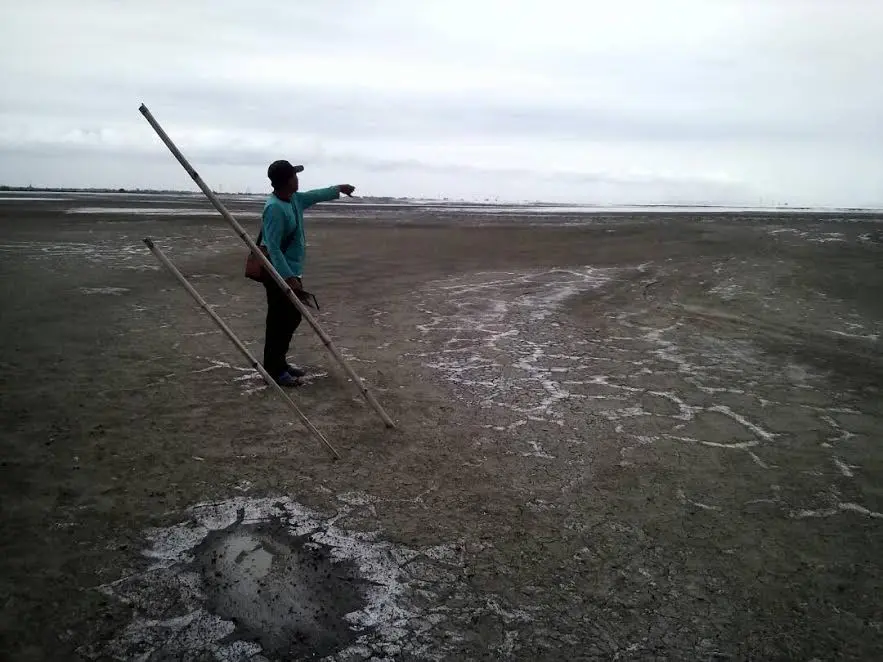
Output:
top-left (273, 189), bottom-right (292, 202)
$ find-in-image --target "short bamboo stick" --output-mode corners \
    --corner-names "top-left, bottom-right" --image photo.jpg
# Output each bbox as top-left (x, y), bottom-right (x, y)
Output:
top-left (144, 238), bottom-right (341, 460)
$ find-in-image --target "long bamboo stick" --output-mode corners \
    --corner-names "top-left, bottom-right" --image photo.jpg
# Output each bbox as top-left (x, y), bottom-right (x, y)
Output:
top-left (143, 238), bottom-right (341, 460)
top-left (138, 103), bottom-right (396, 429)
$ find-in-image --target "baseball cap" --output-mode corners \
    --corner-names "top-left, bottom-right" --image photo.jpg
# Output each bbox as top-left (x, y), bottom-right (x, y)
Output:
top-left (267, 160), bottom-right (304, 187)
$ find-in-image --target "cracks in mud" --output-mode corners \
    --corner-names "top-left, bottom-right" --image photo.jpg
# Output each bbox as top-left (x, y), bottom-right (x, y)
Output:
top-left (413, 265), bottom-right (880, 522)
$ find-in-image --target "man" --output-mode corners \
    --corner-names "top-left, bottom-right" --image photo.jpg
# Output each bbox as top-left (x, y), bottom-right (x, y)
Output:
top-left (260, 159), bottom-right (355, 386)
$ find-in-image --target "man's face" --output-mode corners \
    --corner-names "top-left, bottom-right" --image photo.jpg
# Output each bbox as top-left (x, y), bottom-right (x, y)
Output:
top-left (290, 173), bottom-right (299, 193)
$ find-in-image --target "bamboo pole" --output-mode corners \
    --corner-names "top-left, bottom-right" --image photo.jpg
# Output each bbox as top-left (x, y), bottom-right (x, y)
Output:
top-left (138, 103), bottom-right (396, 429)
top-left (143, 238), bottom-right (341, 460)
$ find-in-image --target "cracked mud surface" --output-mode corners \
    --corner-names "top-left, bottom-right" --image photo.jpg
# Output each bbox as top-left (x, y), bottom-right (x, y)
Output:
top-left (1, 195), bottom-right (882, 660)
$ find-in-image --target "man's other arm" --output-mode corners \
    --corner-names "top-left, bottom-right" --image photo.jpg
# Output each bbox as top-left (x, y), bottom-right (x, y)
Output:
top-left (261, 205), bottom-right (296, 279)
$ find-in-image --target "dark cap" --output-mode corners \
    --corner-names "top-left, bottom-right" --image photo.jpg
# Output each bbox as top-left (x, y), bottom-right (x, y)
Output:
top-left (267, 160), bottom-right (304, 188)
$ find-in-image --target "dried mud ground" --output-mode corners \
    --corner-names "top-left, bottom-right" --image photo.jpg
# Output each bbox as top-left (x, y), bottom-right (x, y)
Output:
top-left (1, 195), bottom-right (882, 660)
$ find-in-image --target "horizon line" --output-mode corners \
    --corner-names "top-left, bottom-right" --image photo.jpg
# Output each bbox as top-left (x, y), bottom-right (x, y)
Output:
top-left (1, 185), bottom-right (881, 212)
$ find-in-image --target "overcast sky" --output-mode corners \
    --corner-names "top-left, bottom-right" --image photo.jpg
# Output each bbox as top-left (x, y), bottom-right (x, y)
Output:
top-left (1, 0), bottom-right (881, 205)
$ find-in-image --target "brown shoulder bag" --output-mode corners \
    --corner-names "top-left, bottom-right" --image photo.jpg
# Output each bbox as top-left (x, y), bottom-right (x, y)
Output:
top-left (244, 227), bottom-right (294, 282)
top-left (244, 228), bottom-right (320, 310)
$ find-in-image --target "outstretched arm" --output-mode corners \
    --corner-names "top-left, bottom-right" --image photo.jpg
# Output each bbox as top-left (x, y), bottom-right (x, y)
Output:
top-left (297, 184), bottom-right (355, 209)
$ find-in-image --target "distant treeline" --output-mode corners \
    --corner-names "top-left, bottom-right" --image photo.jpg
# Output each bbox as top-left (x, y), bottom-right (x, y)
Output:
top-left (0, 185), bottom-right (185, 194)
top-left (0, 185), bottom-right (416, 203)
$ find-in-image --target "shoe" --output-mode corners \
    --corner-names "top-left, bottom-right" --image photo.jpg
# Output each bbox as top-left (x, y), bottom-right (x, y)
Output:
top-left (284, 363), bottom-right (307, 378)
top-left (274, 371), bottom-right (301, 387)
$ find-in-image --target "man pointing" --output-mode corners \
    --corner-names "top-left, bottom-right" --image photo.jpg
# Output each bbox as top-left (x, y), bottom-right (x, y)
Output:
top-left (260, 159), bottom-right (355, 386)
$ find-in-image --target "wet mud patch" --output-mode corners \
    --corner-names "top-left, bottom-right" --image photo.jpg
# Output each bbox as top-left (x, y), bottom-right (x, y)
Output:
top-left (79, 495), bottom-right (474, 661)
top-left (194, 521), bottom-right (366, 659)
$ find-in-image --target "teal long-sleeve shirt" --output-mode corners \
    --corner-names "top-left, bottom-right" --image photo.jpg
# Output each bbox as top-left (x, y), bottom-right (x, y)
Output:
top-left (260, 186), bottom-right (340, 279)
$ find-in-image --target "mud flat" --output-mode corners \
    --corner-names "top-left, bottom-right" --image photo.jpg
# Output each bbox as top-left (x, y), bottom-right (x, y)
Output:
top-left (1, 193), bottom-right (882, 659)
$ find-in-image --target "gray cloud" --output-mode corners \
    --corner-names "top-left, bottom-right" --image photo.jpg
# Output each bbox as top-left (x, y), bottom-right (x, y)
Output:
top-left (1, 0), bottom-right (882, 205)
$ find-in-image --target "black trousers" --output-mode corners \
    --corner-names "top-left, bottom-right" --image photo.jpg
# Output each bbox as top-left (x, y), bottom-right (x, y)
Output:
top-left (262, 278), bottom-right (302, 378)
